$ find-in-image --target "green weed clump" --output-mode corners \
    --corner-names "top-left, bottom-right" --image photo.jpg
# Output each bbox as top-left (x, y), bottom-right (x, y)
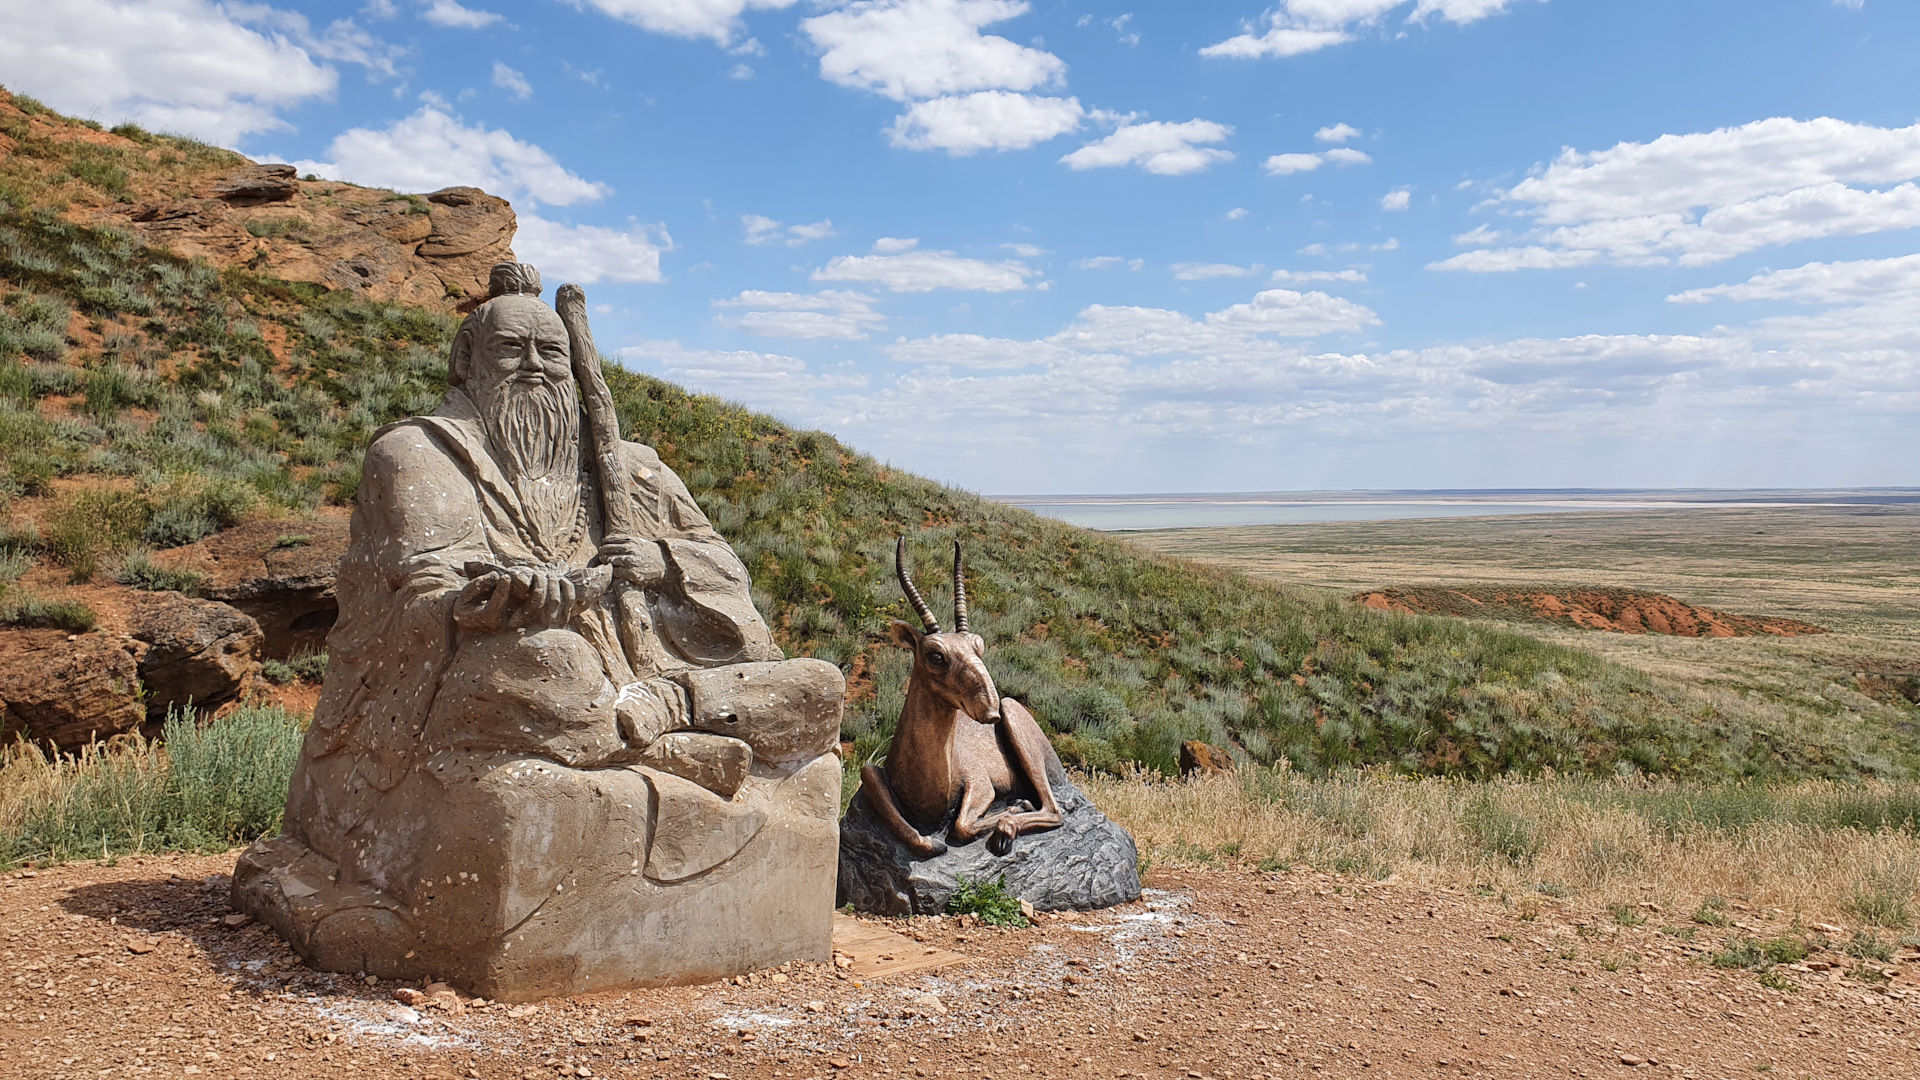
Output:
top-left (114, 549), bottom-right (204, 593)
top-left (0, 706), bottom-right (305, 869)
top-left (0, 591), bottom-right (96, 631)
top-left (1465, 794), bottom-right (1545, 867)
top-left (44, 486), bottom-right (149, 581)
top-left (260, 650), bottom-right (328, 686)
top-left (945, 876), bottom-right (1030, 928)
top-left (1843, 857), bottom-right (1918, 927)
top-left (0, 547), bottom-right (30, 588)
top-left (1712, 938), bottom-right (1764, 969)
top-left (1846, 931), bottom-right (1894, 962)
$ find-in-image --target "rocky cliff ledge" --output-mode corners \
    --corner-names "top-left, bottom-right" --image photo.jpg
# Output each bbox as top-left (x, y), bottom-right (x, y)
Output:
top-left (0, 89), bottom-right (514, 313)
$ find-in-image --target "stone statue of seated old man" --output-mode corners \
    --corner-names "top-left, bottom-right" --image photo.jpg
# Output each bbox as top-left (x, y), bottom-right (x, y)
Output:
top-left (234, 263), bottom-right (844, 1001)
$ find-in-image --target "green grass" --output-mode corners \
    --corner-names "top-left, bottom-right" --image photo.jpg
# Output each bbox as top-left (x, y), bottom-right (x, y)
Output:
top-left (114, 549), bottom-right (204, 593)
top-left (244, 217), bottom-right (303, 239)
top-left (1845, 930), bottom-right (1894, 962)
top-left (1609, 903), bottom-right (1647, 927)
top-left (0, 590), bottom-right (96, 632)
top-left (1843, 860), bottom-right (1917, 927)
top-left (260, 649), bottom-right (328, 686)
top-left (945, 876), bottom-right (1029, 927)
top-left (1712, 938), bottom-right (1765, 969)
top-left (0, 705), bottom-right (305, 869)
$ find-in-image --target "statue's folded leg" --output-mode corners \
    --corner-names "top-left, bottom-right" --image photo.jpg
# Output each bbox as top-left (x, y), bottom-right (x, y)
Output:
top-left (423, 627), bottom-right (629, 766)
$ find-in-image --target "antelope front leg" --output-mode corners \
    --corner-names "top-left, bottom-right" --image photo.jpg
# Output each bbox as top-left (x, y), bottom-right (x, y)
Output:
top-left (860, 765), bottom-right (946, 857)
top-left (993, 707), bottom-right (1065, 847)
top-left (945, 780), bottom-right (1001, 846)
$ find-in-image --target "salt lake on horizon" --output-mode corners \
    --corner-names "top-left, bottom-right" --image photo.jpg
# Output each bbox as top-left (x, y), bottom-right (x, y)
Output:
top-left (997, 490), bottom-right (1919, 532)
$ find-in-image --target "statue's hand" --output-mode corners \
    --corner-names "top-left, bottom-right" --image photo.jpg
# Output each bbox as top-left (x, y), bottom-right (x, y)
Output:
top-left (452, 570), bottom-right (513, 632)
top-left (598, 538), bottom-right (669, 589)
top-left (503, 564), bottom-right (583, 629)
top-left (457, 562), bottom-right (601, 631)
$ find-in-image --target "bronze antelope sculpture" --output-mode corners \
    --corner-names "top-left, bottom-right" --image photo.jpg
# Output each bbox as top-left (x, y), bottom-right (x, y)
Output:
top-left (858, 538), bottom-right (1065, 857)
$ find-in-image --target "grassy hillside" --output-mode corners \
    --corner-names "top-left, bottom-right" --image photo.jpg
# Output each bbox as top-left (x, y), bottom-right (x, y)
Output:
top-left (2, 96), bottom-right (1913, 783)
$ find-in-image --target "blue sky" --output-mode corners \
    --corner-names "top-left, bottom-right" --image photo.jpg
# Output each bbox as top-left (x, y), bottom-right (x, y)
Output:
top-left (4, 0), bottom-right (1918, 494)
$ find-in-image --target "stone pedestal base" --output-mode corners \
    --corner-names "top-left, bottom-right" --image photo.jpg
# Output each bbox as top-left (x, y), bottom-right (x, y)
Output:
top-left (836, 765), bottom-right (1142, 917)
top-left (234, 752), bottom-right (841, 1002)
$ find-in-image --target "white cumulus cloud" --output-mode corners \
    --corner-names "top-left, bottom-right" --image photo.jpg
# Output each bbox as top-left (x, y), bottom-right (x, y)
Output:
top-left (491, 62), bottom-right (531, 99)
top-left (294, 105), bottom-right (610, 206)
top-left (1172, 262), bottom-right (1263, 280)
top-left (421, 0), bottom-right (500, 29)
top-left (573, 0), bottom-right (799, 45)
top-left (742, 214), bottom-right (837, 246)
top-left (1264, 146), bottom-right (1372, 175)
top-left (1668, 253), bottom-right (1920, 306)
top-left (617, 340), bottom-right (865, 425)
top-left (814, 248), bottom-right (1037, 292)
top-left (803, 0), bottom-right (1064, 102)
top-left (713, 289), bottom-right (885, 339)
top-left (1203, 0), bottom-right (1528, 60)
top-left (888, 91), bottom-right (1084, 154)
top-left (886, 333), bottom-right (1077, 369)
top-left (1062, 119), bottom-right (1235, 176)
top-left (1315, 122), bottom-right (1362, 143)
top-left (0, 0), bottom-right (404, 144)
top-left (1435, 117), bottom-right (1920, 271)
top-left (1271, 268), bottom-right (1368, 283)
top-left (1381, 187), bottom-right (1412, 210)
top-left (512, 216), bottom-right (670, 284)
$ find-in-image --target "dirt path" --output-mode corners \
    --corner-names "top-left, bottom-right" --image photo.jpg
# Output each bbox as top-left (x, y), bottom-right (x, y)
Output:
top-left (5, 854), bottom-right (1918, 1080)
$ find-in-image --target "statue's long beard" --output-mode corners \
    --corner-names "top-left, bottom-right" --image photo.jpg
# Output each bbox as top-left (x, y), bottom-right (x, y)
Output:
top-left (478, 376), bottom-right (584, 556)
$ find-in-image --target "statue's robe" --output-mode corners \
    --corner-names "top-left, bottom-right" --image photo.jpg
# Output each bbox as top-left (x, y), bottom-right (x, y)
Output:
top-left (242, 389), bottom-right (842, 998)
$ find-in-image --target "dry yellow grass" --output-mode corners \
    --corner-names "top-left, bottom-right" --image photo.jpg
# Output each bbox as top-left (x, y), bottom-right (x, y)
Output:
top-left (1088, 768), bottom-right (1920, 931)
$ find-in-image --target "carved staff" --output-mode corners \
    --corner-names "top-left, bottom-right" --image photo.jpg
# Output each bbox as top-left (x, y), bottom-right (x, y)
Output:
top-left (553, 282), bottom-right (654, 675)
top-left (554, 283), bottom-right (640, 542)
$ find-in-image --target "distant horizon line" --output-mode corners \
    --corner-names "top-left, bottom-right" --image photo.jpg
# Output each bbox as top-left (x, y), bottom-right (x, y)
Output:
top-left (993, 486), bottom-right (1920, 504)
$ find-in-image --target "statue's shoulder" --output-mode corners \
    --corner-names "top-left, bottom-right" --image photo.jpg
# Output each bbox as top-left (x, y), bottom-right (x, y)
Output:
top-left (362, 417), bottom-right (472, 488)
top-left (365, 418), bottom-right (449, 468)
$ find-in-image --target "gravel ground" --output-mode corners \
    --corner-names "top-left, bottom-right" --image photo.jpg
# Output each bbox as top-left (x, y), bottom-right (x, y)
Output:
top-left (5, 853), bottom-right (1919, 1079)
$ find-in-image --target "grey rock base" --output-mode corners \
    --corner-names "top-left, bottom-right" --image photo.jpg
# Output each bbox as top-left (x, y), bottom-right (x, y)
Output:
top-left (837, 765), bottom-right (1142, 917)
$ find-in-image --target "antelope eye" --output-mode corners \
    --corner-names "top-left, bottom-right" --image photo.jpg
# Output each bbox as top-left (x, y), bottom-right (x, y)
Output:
top-left (927, 650), bottom-right (947, 667)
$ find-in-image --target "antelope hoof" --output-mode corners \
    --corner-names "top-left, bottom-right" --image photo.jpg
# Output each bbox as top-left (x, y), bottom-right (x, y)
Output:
top-left (913, 835), bottom-right (948, 858)
top-left (987, 823), bottom-right (1018, 857)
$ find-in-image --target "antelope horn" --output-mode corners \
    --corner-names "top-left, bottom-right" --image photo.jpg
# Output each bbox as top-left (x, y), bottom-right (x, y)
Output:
top-left (895, 536), bottom-right (941, 633)
top-left (952, 541), bottom-right (970, 634)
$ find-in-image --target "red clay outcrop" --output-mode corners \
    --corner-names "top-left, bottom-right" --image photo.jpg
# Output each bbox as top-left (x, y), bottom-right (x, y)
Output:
top-left (1354, 586), bottom-right (1826, 637)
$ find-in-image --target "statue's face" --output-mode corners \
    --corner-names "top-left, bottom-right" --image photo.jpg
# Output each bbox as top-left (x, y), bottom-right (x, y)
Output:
top-left (464, 296), bottom-right (572, 399)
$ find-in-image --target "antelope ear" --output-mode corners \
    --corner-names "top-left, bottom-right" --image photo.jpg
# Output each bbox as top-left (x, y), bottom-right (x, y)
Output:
top-left (888, 620), bottom-right (922, 650)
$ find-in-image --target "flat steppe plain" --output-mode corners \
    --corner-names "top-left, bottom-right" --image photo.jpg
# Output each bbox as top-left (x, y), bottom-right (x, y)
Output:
top-left (1125, 505), bottom-right (1920, 712)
